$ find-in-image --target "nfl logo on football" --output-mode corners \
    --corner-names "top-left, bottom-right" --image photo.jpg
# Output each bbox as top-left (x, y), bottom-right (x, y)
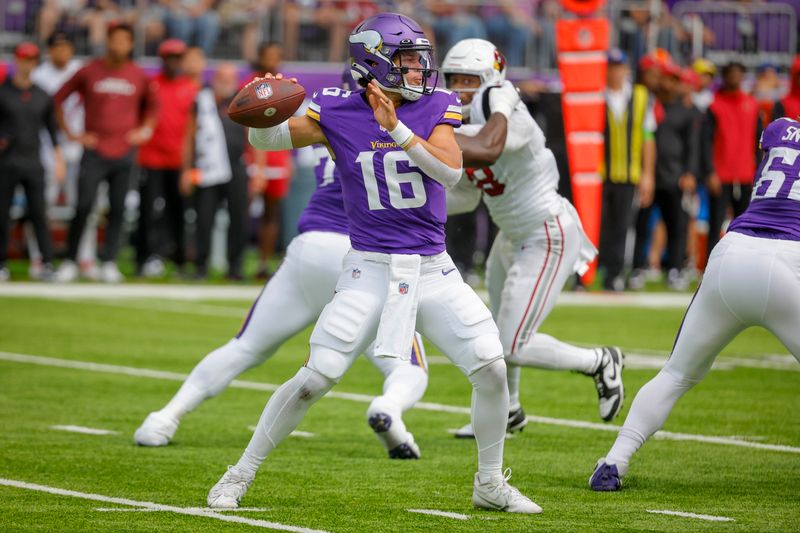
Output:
top-left (255, 83), bottom-right (273, 100)
top-left (398, 282), bottom-right (409, 295)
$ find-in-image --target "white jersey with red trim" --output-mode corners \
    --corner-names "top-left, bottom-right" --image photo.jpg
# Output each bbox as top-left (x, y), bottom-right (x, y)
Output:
top-left (458, 89), bottom-right (563, 243)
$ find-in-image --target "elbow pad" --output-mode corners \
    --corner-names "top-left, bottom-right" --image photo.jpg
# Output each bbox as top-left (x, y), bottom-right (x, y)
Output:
top-left (406, 143), bottom-right (462, 189)
top-left (248, 121), bottom-right (293, 151)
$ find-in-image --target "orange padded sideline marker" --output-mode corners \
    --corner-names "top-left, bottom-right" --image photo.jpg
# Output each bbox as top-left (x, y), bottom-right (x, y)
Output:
top-left (556, 9), bottom-right (608, 285)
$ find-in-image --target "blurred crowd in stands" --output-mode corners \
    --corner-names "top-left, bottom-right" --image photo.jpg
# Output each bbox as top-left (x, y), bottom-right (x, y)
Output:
top-left (23, 1), bottom-right (563, 67)
top-left (1, 1), bottom-right (800, 288)
top-left (20, 1), bottom-right (800, 68)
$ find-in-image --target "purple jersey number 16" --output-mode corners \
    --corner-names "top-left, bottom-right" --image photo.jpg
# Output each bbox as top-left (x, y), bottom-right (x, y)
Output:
top-left (753, 147), bottom-right (800, 201)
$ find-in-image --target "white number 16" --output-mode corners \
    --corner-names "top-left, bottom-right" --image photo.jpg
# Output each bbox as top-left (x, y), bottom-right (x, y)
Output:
top-left (356, 151), bottom-right (427, 210)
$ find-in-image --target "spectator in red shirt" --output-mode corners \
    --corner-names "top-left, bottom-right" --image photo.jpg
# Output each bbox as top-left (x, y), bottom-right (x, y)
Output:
top-left (53, 22), bottom-right (158, 283)
top-left (703, 61), bottom-right (761, 262)
top-left (134, 38), bottom-right (199, 278)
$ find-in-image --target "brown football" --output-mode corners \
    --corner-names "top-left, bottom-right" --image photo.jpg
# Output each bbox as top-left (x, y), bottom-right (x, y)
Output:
top-left (227, 78), bottom-right (306, 128)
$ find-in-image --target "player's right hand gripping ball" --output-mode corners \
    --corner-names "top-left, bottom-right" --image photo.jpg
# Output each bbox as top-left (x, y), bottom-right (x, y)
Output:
top-left (228, 78), bottom-right (306, 128)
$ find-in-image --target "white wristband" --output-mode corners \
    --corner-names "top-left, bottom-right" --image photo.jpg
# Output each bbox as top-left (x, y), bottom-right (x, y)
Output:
top-left (388, 120), bottom-right (414, 148)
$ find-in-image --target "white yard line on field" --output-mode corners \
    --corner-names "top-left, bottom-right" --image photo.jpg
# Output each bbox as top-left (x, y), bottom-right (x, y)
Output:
top-left (0, 478), bottom-right (328, 532)
top-left (646, 509), bottom-right (735, 522)
top-left (0, 283), bottom-right (262, 301)
top-left (407, 509), bottom-right (470, 520)
top-left (50, 425), bottom-right (119, 436)
top-left (0, 282), bottom-right (693, 307)
top-left (96, 507), bottom-right (271, 512)
top-left (8, 285), bottom-right (794, 371)
top-left (427, 352), bottom-right (798, 372)
top-left (87, 299), bottom-right (250, 318)
top-left (2, 351), bottom-right (799, 455)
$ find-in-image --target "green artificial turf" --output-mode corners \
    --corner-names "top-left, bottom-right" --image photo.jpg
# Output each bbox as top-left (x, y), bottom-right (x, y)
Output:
top-left (1, 295), bottom-right (798, 532)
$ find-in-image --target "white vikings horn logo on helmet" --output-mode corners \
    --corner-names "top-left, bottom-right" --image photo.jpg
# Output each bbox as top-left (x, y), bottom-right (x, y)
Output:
top-left (349, 29), bottom-right (384, 57)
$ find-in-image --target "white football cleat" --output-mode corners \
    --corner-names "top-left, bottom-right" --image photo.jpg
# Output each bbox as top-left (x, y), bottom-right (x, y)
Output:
top-left (100, 261), bottom-right (124, 283)
top-left (367, 410), bottom-right (420, 459)
top-left (55, 260), bottom-right (79, 283)
top-left (592, 347), bottom-right (625, 422)
top-left (208, 465), bottom-right (253, 509)
top-left (473, 468), bottom-right (542, 514)
top-left (134, 411), bottom-right (179, 447)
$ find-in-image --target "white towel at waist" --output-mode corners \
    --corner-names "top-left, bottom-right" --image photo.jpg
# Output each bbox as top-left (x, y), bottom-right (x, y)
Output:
top-left (367, 252), bottom-right (422, 360)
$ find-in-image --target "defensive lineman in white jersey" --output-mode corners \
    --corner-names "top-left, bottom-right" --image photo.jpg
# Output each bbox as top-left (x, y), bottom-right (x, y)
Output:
top-left (441, 39), bottom-right (625, 437)
top-left (590, 117), bottom-right (800, 490)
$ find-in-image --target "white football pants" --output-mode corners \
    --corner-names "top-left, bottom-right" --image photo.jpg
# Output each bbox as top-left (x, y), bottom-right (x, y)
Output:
top-left (607, 231), bottom-right (800, 472)
top-left (237, 249), bottom-right (510, 480)
top-left (487, 207), bottom-right (601, 410)
top-left (158, 231), bottom-right (427, 430)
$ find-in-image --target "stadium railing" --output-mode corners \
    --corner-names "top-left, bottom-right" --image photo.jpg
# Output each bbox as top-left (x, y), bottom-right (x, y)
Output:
top-left (673, 0), bottom-right (797, 68)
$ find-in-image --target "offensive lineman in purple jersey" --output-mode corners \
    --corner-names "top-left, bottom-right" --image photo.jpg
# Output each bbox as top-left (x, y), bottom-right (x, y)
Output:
top-left (134, 129), bottom-right (430, 460)
top-left (590, 117), bottom-right (800, 491)
top-left (208, 13), bottom-right (540, 513)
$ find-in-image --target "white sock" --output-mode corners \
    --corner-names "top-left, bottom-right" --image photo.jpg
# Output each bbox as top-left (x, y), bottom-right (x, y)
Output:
top-left (236, 367), bottom-right (334, 478)
top-left (506, 363), bottom-right (522, 412)
top-left (379, 364), bottom-right (428, 412)
top-left (509, 333), bottom-right (600, 374)
top-left (160, 339), bottom-right (269, 421)
top-left (606, 369), bottom-right (694, 473)
top-left (468, 359), bottom-right (509, 481)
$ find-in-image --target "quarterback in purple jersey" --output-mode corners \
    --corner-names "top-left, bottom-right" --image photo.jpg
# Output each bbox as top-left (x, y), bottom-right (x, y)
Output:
top-left (134, 134), bottom-right (430, 461)
top-left (208, 13), bottom-right (540, 514)
top-left (590, 117), bottom-right (800, 491)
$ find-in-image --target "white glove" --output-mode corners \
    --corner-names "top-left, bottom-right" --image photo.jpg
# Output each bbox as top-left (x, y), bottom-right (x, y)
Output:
top-left (488, 80), bottom-right (520, 120)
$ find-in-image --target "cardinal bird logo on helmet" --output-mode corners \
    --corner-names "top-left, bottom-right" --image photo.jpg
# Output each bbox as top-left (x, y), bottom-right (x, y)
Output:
top-left (493, 49), bottom-right (506, 74)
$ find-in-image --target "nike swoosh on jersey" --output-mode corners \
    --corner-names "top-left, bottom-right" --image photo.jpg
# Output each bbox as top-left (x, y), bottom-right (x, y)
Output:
top-left (442, 268), bottom-right (456, 276)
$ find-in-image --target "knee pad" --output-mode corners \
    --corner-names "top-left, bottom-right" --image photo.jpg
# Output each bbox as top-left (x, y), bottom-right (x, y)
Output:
top-left (473, 333), bottom-right (504, 362)
top-left (460, 334), bottom-right (504, 376)
top-left (306, 344), bottom-right (352, 382)
top-left (294, 366), bottom-right (336, 404)
top-left (468, 358), bottom-right (508, 390)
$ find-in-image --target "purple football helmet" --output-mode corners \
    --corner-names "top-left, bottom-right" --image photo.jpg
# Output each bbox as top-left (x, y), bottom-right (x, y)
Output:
top-left (348, 12), bottom-right (437, 101)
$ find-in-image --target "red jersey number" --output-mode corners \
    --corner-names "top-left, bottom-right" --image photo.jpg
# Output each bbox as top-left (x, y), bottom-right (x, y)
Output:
top-left (465, 167), bottom-right (505, 197)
